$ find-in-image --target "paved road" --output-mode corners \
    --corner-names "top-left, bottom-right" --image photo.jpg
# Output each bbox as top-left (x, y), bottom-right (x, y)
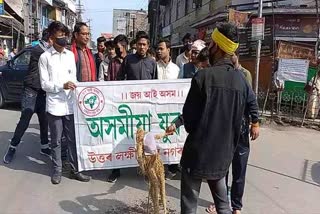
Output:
top-left (0, 106), bottom-right (320, 214)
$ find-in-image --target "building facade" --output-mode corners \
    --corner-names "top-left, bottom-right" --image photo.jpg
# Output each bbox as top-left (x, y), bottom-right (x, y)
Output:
top-left (149, 0), bottom-right (319, 90)
top-left (112, 9), bottom-right (148, 39)
top-left (23, 0), bottom-right (77, 45)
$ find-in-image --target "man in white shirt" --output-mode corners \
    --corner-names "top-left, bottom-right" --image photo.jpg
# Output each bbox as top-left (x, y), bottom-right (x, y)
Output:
top-left (175, 33), bottom-right (193, 69)
top-left (156, 38), bottom-right (180, 80)
top-left (39, 21), bottom-right (90, 185)
top-left (156, 38), bottom-right (181, 179)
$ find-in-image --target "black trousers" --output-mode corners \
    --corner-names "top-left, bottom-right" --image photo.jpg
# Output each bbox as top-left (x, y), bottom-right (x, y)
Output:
top-left (181, 168), bottom-right (232, 214)
top-left (226, 132), bottom-right (250, 211)
top-left (11, 87), bottom-right (48, 148)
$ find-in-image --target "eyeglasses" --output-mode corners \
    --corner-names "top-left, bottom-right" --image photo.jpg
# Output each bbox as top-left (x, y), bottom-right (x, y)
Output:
top-left (79, 32), bottom-right (91, 36)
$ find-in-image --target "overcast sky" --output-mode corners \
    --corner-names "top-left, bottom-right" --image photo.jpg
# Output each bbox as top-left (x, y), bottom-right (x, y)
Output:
top-left (83, 0), bottom-right (148, 40)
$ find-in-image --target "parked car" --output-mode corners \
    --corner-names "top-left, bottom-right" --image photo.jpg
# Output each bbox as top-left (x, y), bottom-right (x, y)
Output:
top-left (0, 47), bottom-right (33, 108)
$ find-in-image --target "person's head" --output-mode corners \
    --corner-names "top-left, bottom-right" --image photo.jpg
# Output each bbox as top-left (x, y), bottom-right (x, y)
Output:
top-left (209, 22), bottom-right (239, 65)
top-left (12, 47), bottom-right (18, 54)
top-left (197, 47), bottom-right (210, 68)
top-left (48, 21), bottom-right (70, 50)
top-left (41, 28), bottom-right (53, 46)
top-left (73, 22), bottom-right (90, 47)
top-left (105, 40), bottom-right (116, 58)
top-left (113, 34), bottom-right (128, 58)
top-left (156, 38), bottom-right (171, 61)
top-left (136, 31), bottom-right (150, 57)
top-left (97, 36), bottom-right (106, 53)
top-left (190, 39), bottom-right (206, 63)
top-left (182, 33), bottom-right (193, 52)
top-left (130, 39), bottom-right (137, 54)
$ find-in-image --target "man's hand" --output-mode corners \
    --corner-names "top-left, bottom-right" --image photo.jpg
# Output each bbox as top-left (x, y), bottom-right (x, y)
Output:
top-left (250, 125), bottom-right (260, 141)
top-left (166, 124), bottom-right (176, 136)
top-left (63, 81), bottom-right (77, 90)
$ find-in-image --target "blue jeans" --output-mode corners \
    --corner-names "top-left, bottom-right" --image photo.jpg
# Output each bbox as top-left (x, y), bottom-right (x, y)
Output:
top-left (11, 87), bottom-right (48, 147)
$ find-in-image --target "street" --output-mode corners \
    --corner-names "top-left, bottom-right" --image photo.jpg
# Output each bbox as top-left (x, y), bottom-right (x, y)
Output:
top-left (0, 106), bottom-right (319, 214)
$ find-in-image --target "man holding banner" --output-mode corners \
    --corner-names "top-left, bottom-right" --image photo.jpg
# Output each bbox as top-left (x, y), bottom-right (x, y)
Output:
top-left (108, 31), bottom-right (157, 183)
top-left (179, 22), bottom-right (259, 214)
top-left (39, 21), bottom-right (90, 185)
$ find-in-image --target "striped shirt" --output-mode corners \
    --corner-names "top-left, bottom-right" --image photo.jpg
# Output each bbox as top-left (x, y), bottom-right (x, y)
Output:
top-left (79, 49), bottom-right (92, 82)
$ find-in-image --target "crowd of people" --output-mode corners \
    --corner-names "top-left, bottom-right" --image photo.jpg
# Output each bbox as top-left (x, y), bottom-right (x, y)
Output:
top-left (3, 20), bottom-right (260, 214)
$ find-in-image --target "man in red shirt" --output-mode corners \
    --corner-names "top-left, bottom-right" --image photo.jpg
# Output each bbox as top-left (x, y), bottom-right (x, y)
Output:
top-left (71, 22), bottom-right (97, 82)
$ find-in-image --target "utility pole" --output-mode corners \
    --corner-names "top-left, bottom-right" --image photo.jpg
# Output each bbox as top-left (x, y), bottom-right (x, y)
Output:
top-left (154, 0), bottom-right (160, 46)
top-left (76, 0), bottom-right (84, 22)
top-left (132, 15), bottom-right (136, 39)
top-left (126, 12), bottom-right (130, 38)
top-left (254, 0), bottom-right (263, 96)
top-left (87, 18), bottom-right (92, 49)
top-left (302, 0), bottom-right (320, 126)
top-left (315, 0), bottom-right (320, 60)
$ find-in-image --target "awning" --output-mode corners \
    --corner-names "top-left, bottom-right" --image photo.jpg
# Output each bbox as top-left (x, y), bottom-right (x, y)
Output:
top-left (0, 15), bottom-right (24, 32)
top-left (53, 0), bottom-right (66, 8)
top-left (191, 7), bottom-right (320, 29)
top-left (4, 0), bottom-right (23, 19)
top-left (190, 12), bottom-right (228, 29)
top-left (40, 0), bottom-right (53, 6)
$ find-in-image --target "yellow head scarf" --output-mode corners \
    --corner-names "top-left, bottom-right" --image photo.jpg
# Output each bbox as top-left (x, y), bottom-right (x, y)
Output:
top-left (211, 28), bottom-right (239, 55)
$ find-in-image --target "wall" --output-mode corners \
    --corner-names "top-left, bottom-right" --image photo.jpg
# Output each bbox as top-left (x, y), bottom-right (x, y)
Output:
top-left (169, 0), bottom-right (211, 45)
top-left (113, 9), bottom-right (148, 38)
top-left (241, 56), bottom-right (273, 91)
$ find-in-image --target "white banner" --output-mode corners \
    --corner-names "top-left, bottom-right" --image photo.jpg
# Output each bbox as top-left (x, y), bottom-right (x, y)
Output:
top-left (278, 58), bottom-right (309, 83)
top-left (74, 80), bottom-right (191, 171)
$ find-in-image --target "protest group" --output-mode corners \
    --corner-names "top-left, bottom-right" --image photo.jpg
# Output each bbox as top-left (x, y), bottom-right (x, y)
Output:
top-left (3, 20), bottom-right (260, 214)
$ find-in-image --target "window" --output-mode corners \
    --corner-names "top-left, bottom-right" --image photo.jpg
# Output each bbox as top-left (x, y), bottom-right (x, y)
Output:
top-left (14, 51), bottom-right (31, 66)
top-left (42, 6), bottom-right (49, 28)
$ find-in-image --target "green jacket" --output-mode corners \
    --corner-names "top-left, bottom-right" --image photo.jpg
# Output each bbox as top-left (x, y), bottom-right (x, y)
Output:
top-left (239, 65), bottom-right (252, 88)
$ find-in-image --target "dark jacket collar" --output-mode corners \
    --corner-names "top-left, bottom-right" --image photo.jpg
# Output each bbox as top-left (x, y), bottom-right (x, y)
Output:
top-left (213, 58), bottom-right (234, 68)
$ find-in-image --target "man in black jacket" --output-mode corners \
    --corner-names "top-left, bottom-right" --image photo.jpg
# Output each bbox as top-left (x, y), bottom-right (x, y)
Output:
top-left (116, 31), bottom-right (157, 80)
top-left (178, 23), bottom-right (259, 214)
top-left (4, 29), bottom-right (52, 164)
top-left (107, 31), bottom-right (157, 183)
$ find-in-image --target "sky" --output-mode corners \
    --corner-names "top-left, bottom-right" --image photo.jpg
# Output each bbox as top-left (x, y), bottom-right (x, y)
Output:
top-left (82, 0), bottom-right (148, 40)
